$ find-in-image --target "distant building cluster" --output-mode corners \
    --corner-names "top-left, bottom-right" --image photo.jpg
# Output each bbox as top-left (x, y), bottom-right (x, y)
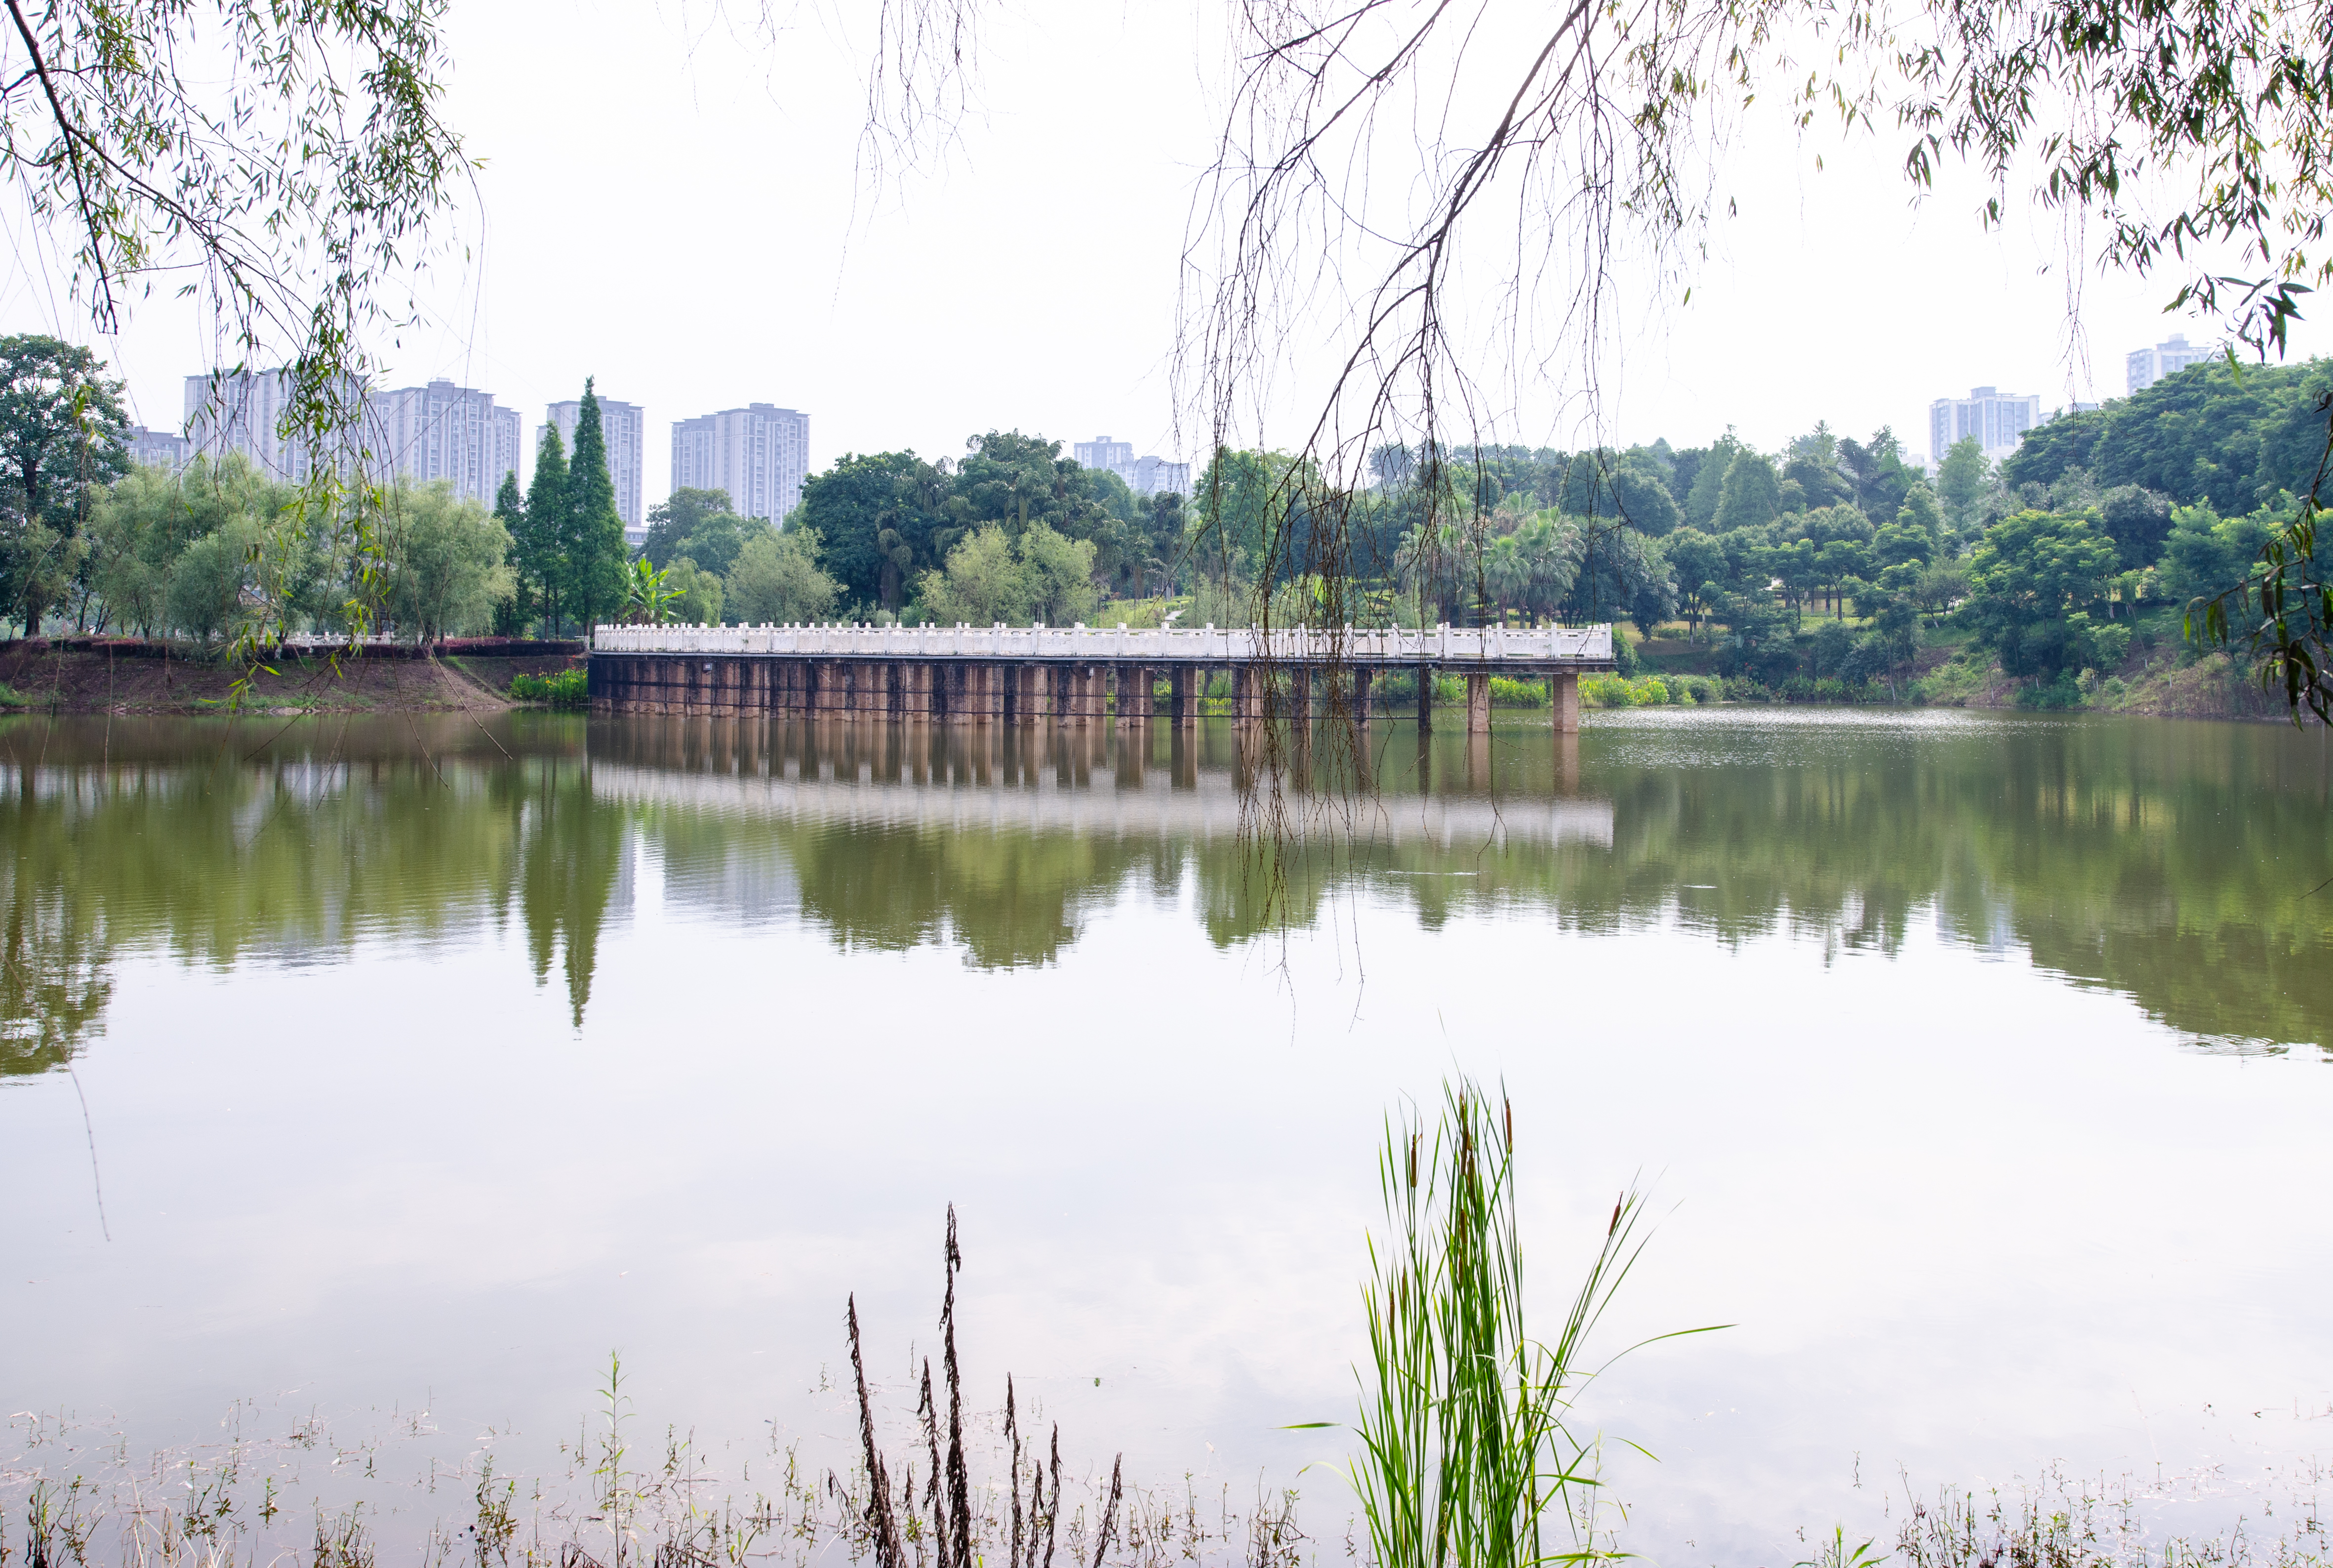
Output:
top-left (179, 370), bottom-right (523, 508)
top-left (148, 375), bottom-right (813, 549)
top-left (2127, 333), bottom-right (2217, 394)
top-left (145, 374), bottom-right (1207, 531)
top-left (1073, 436), bottom-right (1190, 497)
top-left (672, 403), bottom-right (810, 530)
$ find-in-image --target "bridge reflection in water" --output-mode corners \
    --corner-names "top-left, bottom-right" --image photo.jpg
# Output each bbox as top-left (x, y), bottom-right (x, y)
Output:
top-left (587, 715), bottom-right (1606, 851)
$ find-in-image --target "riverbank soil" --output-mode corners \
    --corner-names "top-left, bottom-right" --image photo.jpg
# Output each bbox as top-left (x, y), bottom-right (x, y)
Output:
top-left (0, 643), bottom-right (586, 715)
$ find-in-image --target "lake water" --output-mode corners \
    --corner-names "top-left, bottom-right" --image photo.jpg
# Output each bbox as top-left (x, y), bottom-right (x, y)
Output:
top-left (4, 709), bottom-right (2330, 1567)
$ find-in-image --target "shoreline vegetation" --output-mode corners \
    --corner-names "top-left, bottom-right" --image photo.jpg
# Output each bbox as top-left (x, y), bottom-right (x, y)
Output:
top-left (5, 1085), bottom-right (2325, 1568)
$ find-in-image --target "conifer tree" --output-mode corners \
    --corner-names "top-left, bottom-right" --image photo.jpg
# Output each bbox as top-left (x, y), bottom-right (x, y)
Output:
top-left (491, 469), bottom-right (529, 632)
top-left (564, 378), bottom-right (628, 630)
top-left (524, 425), bottom-right (570, 633)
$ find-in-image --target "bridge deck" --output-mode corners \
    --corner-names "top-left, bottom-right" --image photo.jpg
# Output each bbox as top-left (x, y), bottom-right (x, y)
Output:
top-left (591, 622), bottom-right (1615, 669)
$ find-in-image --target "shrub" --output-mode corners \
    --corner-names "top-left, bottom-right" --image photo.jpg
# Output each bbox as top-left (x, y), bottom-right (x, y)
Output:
top-left (1489, 676), bottom-right (1550, 707)
top-left (510, 668), bottom-right (588, 707)
top-left (1583, 674), bottom-right (1635, 707)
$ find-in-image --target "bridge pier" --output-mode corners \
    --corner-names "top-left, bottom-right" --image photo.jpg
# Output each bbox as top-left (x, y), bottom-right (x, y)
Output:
top-left (1169, 666), bottom-right (1194, 728)
top-left (1416, 664), bottom-right (1434, 729)
top-left (1289, 666), bottom-right (1313, 724)
top-left (1550, 670), bottom-right (1580, 734)
top-left (1231, 664), bottom-right (1262, 725)
top-left (1352, 666), bottom-right (1372, 724)
top-left (1117, 664), bottom-right (1150, 725)
top-left (1465, 671), bottom-right (1490, 732)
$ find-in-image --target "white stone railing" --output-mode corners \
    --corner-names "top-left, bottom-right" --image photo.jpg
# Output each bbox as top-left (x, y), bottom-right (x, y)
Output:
top-left (591, 622), bottom-right (1613, 663)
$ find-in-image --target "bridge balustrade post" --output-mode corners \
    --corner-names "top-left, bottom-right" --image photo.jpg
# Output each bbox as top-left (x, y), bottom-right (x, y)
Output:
top-left (1465, 671), bottom-right (1490, 733)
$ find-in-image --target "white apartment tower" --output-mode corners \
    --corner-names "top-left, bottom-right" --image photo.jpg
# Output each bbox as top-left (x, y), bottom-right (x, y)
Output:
top-left (183, 372), bottom-right (520, 504)
top-left (2127, 333), bottom-right (2218, 394)
top-left (670, 404), bottom-right (810, 523)
top-left (545, 395), bottom-right (645, 534)
top-left (185, 369), bottom-right (327, 481)
top-left (1929, 386), bottom-right (2043, 465)
top-left (1074, 437), bottom-right (1134, 471)
top-left (376, 380), bottom-right (522, 506)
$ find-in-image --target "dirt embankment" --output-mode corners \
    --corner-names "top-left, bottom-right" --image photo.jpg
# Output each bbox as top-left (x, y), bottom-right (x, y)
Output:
top-left (0, 640), bottom-right (585, 715)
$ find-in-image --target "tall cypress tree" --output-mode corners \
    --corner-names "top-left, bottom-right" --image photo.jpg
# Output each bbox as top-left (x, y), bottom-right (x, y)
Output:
top-left (525, 425), bottom-right (570, 633)
top-left (565, 379), bottom-right (627, 631)
top-left (492, 469), bottom-right (528, 632)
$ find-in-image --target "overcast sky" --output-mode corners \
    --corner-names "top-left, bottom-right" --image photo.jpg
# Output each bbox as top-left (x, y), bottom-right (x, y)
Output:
top-left (4, 0), bottom-right (2323, 500)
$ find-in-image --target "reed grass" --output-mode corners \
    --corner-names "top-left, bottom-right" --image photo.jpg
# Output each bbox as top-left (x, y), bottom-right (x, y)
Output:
top-left (1319, 1079), bottom-right (1695, 1568)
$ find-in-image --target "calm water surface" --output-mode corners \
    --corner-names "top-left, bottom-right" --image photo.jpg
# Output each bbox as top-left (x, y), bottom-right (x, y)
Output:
top-left (3, 709), bottom-right (2330, 1563)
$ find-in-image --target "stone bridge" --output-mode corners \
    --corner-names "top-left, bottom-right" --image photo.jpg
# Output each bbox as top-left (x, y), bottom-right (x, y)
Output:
top-left (587, 622), bottom-right (1616, 732)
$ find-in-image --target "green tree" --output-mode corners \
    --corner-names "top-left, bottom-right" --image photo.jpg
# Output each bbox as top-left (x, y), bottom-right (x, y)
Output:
top-left (643, 488), bottom-right (739, 570)
top-left (381, 482), bottom-right (516, 643)
top-left (1937, 438), bottom-right (1990, 534)
top-left (1714, 450), bottom-right (1782, 531)
top-left (1965, 510), bottom-right (2122, 677)
top-left (798, 450), bottom-right (955, 611)
top-left (563, 380), bottom-right (628, 632)
top-left (726, 527), bottom-right (842, 623)
top-left (492, 470), bottom-right (529, 628)
top-left (664, 557), bottom-right (724, 625)
top-left (166, 523), bottom-right (256, 645)
top-left (1662, 526), bottom-right (1728, 637)
top-left (521, 427), bottom-right (570, 632)
top-left (1683, 435), bottom-right (1739, 527)
top-left (0, 335), bottom-right (129, 630)
top-left (918, 525), bottom-right (1028, 624)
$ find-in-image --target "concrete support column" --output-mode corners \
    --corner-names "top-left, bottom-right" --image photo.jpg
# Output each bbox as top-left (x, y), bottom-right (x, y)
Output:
top-left (1289, 666), bottom-right (1313, 724)
top-left (1231, 664), bottom-right (1262, 725)
top-left (1118, 665), bottom-right (1150, 725)
top-left (1353, 666), bottom-right (1373, 724)
top-left (1168, 666), bottom-right (1193, 728)
top-left (1465, 671), bottom-right (1490, 733)
top-left (900, 662), bottom-right (931, 721)
top-left (1416, 664), bottom-right (1435, 729)
top-left (1021, 664), bottom-right (1049, 724)
top-left (1061, 666), bottom-right (1089, 725)
top-left (814, 661), bottom-right (841, 718)
top-left (1551, 670), bottom-right (1581, 735)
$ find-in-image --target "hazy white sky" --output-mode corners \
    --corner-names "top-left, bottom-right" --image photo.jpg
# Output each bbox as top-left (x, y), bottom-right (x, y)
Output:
top-left (5, 0), bottom-right (2323, 500)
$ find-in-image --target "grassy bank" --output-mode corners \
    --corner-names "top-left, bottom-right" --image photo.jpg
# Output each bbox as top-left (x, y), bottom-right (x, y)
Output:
top-left (0, 641), bottom-right (584, 716)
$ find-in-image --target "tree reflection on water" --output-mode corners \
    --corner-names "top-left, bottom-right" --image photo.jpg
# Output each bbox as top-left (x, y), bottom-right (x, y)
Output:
top-left (0, 708), bottom-right (2327, 1068)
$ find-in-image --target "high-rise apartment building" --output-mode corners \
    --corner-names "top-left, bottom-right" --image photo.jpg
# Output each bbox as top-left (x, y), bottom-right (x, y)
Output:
top-left (545, 395), bottom-right (645, 536)
top-left (126, 425), bottom-right (193, 473)
top-left (1127, 455), bottom-right (1191, 497)
top-left (670, 403), bottom-right (810, 523)
top-left (185, 369), bottom-right (332, 481)
top-left (2126, 333), bottom-right (2217, 394)
top-left (376, 380), bottom-right (522, 507)
top-left (1074, 437), bottom-right (1135, 471)
top-left (1071, 435), bottom-right (1190, 497)
top-left (184, 371), bottom-right (520, 504)
top-left (1928, 386), bottom-right (2042, 465)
